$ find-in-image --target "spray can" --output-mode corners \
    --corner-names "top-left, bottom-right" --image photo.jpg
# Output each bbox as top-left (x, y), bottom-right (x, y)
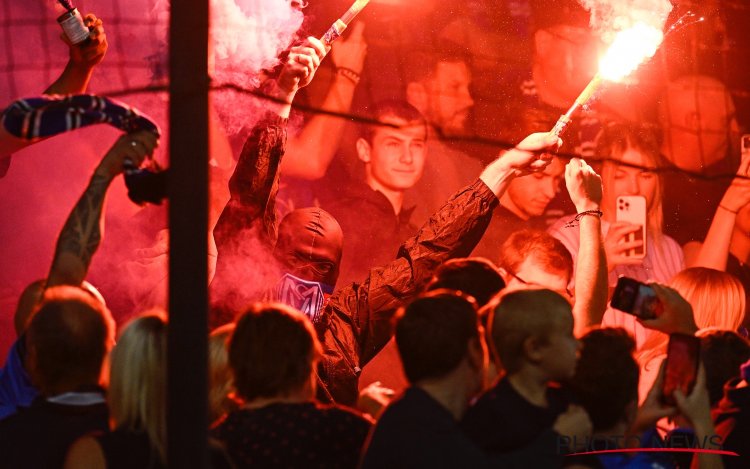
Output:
top-left (57, 8), bottom-right (89, 45)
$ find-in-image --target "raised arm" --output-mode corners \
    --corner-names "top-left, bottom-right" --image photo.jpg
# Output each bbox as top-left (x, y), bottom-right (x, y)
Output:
top-left (44, 13), bottom-right (107, 95)
top-left (686, 155), bottom-right (750, 269)
top-left (212, 37), bottom-right (327, 253)
top-left (332, 133), bottom-right (563, 364)
top-left (281, 22), bottom-right (367, 179)
top-left (564, 158), bottom-right (608, 336)
top-left (46, 131), bottom-right (157, 287)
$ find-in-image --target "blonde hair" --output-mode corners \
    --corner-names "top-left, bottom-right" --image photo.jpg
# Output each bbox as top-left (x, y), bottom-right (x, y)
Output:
top-left (597, 123), bottom-right (667, 242)
top-left (109, 311), bottom-right (167, 463)
top-left (672, 268), bottom-right (746, 331)
top-left (637, 268), bottom-right (746, 368)
top-left (209, 323), bottom-right (239, 423)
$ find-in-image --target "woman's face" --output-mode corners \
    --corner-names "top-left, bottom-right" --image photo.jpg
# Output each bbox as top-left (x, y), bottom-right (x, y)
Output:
top-left (607, 148), bottom-right (659, 211)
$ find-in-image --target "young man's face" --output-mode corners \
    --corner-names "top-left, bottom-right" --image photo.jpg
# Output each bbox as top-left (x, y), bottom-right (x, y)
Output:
top-left (424, 61), bottom-right (474, 136)
top-left (358, 116), bottom-right (427, 193)
top-left (505, 157), bottom-right (565, 220)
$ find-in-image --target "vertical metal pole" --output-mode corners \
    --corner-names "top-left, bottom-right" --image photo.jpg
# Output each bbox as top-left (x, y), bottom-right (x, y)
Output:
top-left (168, 0), bottom-right (209, 467)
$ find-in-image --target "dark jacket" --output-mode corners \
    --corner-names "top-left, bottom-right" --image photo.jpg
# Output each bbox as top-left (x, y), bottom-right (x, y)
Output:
top-left (323, 181), bottom-right (416, 287)
top-left (211, 115), bottom-right (497, 406)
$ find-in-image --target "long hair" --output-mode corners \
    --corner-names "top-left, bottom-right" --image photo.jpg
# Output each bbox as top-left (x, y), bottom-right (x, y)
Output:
top-left (109, 312), bottom-right (167, 463)
top-left (596, 123), bottom-right (668, 242)
top-left (209, 323), bottom-right (239, 423)
top-left (638, 268), bottom-right (746, 368)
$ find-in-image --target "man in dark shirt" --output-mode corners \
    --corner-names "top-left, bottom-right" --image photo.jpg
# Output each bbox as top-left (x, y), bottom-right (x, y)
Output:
top-left (361, 291), bottom-right (581, 468)
top-left (210, 36), bottom-right (566, 406)
top-left (0, 287), bottom-right (113, 468)
top-left (323, 100), bottom-right (427, 286)
top-left (473, 156), bottom-right (565, 259)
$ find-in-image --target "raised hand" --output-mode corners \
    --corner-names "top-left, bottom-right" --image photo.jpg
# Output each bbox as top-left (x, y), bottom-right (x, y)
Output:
top-left (499, 132), bottom-right (561, 176)
top-left (565, 157), bottom-right (602, 212)
top-left (96, 130), bottom-right (159, 179)
top-left (273, 37), bottom-right (328, 103)
top-left (330, 21), bottom-right (367, 75)
top-left (65, 14), bottom-right (108, 69)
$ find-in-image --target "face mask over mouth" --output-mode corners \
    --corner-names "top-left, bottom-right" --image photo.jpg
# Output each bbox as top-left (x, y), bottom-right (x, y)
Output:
top-left (272, 207), bottom-right (343, 322)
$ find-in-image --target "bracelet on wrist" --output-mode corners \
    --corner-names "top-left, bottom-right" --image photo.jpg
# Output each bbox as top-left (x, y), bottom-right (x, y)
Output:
top-left (336, 67), bottom-right (361, 85)
top-left (719, 204), bottom-right (739, 214)
top-left (564, 209), bottom-right (603, 228)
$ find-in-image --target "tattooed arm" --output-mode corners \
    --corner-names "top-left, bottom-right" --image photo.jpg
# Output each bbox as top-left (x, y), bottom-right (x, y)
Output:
top-left (46, 130), bottom-right (158, 287)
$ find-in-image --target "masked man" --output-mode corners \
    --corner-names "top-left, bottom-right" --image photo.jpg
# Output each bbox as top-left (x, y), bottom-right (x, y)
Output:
top-left (210, 36), bottom-right (562, 406)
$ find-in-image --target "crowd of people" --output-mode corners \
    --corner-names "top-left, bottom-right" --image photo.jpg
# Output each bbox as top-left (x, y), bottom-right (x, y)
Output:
top-left (1, 0), bottom-right (750, 468)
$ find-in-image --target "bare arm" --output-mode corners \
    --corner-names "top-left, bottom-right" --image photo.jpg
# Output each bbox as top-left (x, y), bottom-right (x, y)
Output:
top-left (281, 23), bottom-right (366, 179)
top-left (44, 14), bottom-right (107, 95)
top-left (689, 156), bottom-right (750, 269)
top-left (565, 158), bottom-right (608, 336)
top-left (46, 131), bottom-right (157, 287)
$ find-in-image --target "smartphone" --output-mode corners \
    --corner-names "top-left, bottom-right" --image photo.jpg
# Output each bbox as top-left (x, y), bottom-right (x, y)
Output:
top-left (616, 195), bottom-right (647, 259)
top-left (610, 276), bottom-right (660, 320)
top-left (662, 333), bottom-right (700, 406)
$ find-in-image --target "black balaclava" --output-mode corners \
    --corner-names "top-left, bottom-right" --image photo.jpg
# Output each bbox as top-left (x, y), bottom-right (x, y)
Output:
top-left (271, 208), bottom-right (344, 322)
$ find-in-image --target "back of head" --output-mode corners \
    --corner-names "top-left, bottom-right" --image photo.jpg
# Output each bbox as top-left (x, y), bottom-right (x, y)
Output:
top-left (698, 329), bottom-right (750, 406)
top-left (395, 290), bottom-right (479, 384)
top-left (109, 311), bottom-right (167, 462)
top-left (209, 323), bottom-right (238, 423)
top-left (489, 289), bottom-right (572, 374)
top-left (426, 257), bottom-right (505, 308)
top-left (569, 328), bottom-right (639, 431)
top-left (229, 303), bottom-right (321, 402)
top-left (498, 229), bottom-right (573, 283)
top-left (671, 267), bottom-right (746, 331)
top-left (26, 286), bottom-right (113, 395)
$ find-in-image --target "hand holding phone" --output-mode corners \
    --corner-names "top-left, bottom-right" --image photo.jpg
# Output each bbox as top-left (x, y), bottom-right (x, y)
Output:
top-left (661, 333), bottom-right (700, 406)
top-left (610, 277), bottom-right (661, 320)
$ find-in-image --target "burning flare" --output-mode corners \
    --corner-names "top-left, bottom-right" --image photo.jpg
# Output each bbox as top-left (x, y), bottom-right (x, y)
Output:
top-left (598, 22), bottom-right (663, 82)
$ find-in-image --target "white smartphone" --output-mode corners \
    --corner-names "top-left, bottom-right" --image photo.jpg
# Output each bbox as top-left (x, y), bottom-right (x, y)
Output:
top-left (616, 195), bottom-right (647, 259)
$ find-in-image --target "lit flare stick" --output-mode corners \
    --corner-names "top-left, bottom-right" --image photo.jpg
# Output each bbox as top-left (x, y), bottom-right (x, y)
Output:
top-left (320, 0), bottom-right (371, 46)
top-left (550, 22), bottom-right (664, 137)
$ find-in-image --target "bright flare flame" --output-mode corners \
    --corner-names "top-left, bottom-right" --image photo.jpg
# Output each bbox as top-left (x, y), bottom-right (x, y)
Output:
top-left (598, 23), bottom-right (663, 82)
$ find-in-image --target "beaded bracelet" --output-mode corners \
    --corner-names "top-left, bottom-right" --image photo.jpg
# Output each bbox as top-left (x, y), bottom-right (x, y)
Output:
top-left (564, 209), bottom-right (603, 228)
top-left (336, 67), bottom-right (361, 85)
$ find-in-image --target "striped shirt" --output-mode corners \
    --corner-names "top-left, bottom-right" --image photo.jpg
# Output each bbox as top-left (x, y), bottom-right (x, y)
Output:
top-left (549, 215), bottom-right (685, 348)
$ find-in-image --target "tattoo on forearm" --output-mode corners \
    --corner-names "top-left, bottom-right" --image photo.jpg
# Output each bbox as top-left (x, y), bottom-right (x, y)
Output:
top-left (53, 172), bottom-right (111, 275)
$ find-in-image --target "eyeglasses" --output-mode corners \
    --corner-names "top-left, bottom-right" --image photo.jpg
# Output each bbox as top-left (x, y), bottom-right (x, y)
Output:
top-left (505, 269), bottom-right (574, 301)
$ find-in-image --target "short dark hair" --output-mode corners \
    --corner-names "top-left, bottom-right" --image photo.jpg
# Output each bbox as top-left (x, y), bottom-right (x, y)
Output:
top-left (700, 330), bottom-right (750, 406)
top-left (229, 303), bottom-right (321, 401)
top-left (395, 290), bottom-right (479, 383)
top-left (426, 257), bottom-right (505, 307)
top-left (359, 99), bottom-right (427, 144)
top-left (489, 289), bottom-right (571, 374)
top-left (569, 328), bottom-right (639, 431)
top-left (26, 286), bottom-right (111, 394)
top-left (401, 42), bottom-right (472, 85)
top-left (499, 229), bottom-right (573, 281)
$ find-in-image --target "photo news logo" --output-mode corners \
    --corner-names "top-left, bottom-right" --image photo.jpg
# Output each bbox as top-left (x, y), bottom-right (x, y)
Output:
top-left (557, 433), bottom-right (739, 457)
